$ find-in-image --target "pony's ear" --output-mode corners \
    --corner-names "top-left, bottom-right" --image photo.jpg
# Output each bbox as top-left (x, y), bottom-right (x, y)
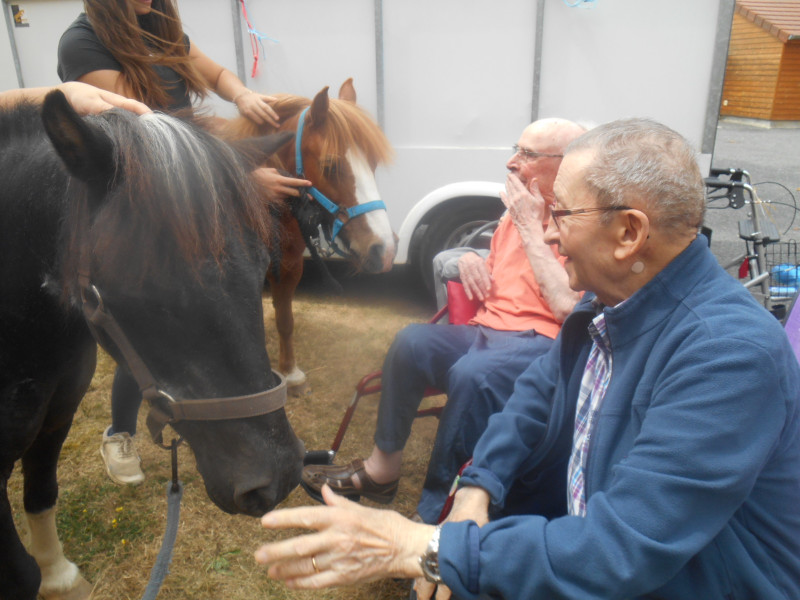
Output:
top-left (40, 90), bottom-right (116, 185)
top-left (338, 78), bottom-right (357, 103)
top-left (309, 86), bottom-right (330, 129)
top-left (230, 131), bottom-right (295, 169)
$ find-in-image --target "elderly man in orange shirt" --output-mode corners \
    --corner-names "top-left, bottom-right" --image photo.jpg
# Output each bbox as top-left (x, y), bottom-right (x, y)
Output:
top-left (303, 118), bottom-right (585, 523)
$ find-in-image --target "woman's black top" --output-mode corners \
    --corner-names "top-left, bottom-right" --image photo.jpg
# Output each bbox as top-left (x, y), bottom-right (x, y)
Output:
top-left (57, 13), bottom-right (192, 112)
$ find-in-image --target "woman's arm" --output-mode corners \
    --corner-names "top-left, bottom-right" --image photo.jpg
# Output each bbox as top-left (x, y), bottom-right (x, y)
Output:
top-left (75, 69), bottom-right (136, 99)
top-left (0, 82), bottom-right (150, 115)
top-left (189, 43), bottom-right (279, 127)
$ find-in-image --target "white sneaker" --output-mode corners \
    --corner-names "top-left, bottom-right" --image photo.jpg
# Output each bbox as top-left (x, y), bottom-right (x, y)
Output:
top-left (100, 426), bottom-right (144, 485)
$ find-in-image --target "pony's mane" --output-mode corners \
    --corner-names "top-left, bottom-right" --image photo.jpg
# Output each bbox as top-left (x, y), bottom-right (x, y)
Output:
top-left (0, 100), bottom-right (46, 142)
top-left (220, 94), bottom-right (393, 170)
top-left (64, 109), bottom-right (277, 290)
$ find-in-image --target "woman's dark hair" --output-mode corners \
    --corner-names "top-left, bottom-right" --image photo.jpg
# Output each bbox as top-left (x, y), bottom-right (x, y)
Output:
top-left (83, 0), bottom-right (209, 108)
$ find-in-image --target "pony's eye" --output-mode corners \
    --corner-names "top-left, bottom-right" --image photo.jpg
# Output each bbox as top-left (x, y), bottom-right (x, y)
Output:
top-left (322, 158), bottom-right (344, 177)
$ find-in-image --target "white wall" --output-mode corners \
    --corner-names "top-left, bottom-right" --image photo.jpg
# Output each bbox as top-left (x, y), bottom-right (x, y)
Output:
top-left (5, 0), bottom-right (83, 88)
top-left (538, 0), bottom-right (721, 152)
top-left (177, 0), bottom-right (240, 118)
top-left (237, 0), bottom-right (378, 113)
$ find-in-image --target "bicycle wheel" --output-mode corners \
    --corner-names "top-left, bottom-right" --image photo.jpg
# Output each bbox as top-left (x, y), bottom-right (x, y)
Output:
top-left (753, 181), bottom-right (799, 237)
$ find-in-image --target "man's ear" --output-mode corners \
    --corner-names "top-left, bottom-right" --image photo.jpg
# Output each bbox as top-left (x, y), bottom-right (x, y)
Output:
top-left (613, 209), bottom-right (649, 261)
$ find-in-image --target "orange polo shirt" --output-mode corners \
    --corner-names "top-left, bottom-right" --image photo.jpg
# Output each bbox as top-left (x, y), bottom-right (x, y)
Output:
top-left (469, 213), bottom-right (566, 339)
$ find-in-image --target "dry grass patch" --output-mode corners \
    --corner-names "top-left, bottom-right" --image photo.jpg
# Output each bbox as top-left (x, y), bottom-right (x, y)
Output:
top-left (9, 266), bottom-right (439, 599)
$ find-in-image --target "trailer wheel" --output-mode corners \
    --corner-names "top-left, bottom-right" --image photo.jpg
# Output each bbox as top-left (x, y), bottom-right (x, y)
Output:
top-left (415, 199), bottom-right (504, 295)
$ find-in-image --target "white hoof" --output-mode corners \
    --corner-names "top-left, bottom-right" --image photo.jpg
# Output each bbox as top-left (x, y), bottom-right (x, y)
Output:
top-left (282, 367), bottom-right (307, 396)
top-left (39, 570), bottom-right (93, 600)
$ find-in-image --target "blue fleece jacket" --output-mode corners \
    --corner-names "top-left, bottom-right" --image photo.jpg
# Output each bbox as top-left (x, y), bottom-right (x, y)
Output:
top-left (441, 237), bottom-right (800, 599)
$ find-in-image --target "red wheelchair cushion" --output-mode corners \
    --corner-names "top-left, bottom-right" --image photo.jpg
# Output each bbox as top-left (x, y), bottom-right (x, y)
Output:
top-left (446, 280), bottom-right (481, 325)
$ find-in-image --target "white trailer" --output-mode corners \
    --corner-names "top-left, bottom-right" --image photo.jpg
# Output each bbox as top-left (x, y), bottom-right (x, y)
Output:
top-left (2, 0), bottom-right (733, 285)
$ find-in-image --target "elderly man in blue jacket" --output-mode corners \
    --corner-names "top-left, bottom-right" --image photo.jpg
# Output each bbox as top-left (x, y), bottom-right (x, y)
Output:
top-left (255, 117), bottom-right (800, 600)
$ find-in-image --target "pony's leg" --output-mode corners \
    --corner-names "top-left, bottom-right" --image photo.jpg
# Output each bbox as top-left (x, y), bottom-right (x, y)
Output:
top-left (24, 508), bottom-right (92, 600)
top-left (0, 477), bottom-right (42, 600)
top-left (21, 359), bottom-right (94, 600)
top-left (21, 423), bottom-right (92, 600)
top-left (269, 219), bottom-right (307, 393)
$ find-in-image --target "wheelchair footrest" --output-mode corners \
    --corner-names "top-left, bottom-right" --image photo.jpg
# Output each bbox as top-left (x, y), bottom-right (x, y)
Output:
top-left (738, 219), bottom-right (781, 244)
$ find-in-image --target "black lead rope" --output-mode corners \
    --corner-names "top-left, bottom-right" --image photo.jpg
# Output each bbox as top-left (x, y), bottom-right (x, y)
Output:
top-left (290, 184), bottom-right (344, 295)
top-left (141, 437), bottom-right (184, 600)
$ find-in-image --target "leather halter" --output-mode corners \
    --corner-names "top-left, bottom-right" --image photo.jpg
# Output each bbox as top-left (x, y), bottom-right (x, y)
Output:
top-left (77, 266), bottom-right (287, 448)
top-left (294, 106), bottom-right (387, 257)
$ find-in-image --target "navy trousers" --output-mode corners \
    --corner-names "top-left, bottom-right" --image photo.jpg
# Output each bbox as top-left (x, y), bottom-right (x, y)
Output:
top-left (373, 322), bottom-right (554, 523)
top-left (109, 366), bottom-right (141, 435)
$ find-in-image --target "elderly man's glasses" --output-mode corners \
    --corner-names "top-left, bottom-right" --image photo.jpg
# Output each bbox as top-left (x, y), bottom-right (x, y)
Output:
top-left (512, 144), bottom-right (563, 161)
top-left (550, 206), bottom-right (630, 229)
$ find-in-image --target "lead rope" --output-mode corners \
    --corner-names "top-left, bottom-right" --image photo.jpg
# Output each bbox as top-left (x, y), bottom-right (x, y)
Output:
top-left (141, 438), bottom-right (184, 600)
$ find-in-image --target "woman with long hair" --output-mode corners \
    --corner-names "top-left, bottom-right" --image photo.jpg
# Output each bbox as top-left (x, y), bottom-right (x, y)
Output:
top-left (58, 0), bottom-right (278, 124)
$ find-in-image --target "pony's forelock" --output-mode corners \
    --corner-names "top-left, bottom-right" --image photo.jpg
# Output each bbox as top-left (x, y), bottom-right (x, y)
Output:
top-left (66, 110), bottom-right (273, 291)
top-left (255, 94), bottom-right (393, 168)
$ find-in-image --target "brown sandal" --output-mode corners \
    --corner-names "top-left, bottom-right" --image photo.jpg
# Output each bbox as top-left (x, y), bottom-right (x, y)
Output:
top-left (301, 458), bottom-right (399, 504)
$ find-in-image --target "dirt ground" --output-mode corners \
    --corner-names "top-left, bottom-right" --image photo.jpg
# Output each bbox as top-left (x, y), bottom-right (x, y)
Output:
top-left (8, 263), bottom-right (441, 600)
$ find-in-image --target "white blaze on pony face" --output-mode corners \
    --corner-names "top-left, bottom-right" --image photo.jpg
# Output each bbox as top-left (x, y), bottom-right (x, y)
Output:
top-left (346, 148), bottom-right (396, 272)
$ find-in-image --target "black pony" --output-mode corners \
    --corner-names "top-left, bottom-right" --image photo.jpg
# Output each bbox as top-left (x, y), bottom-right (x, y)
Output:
top-left (0, 92), bottom-right (303, 599)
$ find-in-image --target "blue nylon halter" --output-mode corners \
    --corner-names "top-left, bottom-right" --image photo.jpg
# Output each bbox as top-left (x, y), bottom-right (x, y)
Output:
top-left (294, 106), bottom-right (387, 246)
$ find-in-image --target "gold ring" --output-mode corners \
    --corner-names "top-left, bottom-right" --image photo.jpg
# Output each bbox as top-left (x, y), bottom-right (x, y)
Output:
top-left (311, 556), bottom-right (320, 572)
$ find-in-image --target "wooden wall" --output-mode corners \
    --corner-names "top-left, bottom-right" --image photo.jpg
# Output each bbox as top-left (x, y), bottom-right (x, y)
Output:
top-left (721, 12), bottom-right (800, 121)
top-left (773, 41), bottom-right (800, 120)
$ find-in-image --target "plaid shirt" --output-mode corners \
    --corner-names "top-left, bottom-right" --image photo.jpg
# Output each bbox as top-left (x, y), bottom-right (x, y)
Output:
top-left (567, 304), bottom-right (613, 517)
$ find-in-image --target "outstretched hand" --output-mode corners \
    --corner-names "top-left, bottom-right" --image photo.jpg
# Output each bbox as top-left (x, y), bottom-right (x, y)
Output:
top-left (255, 485), bottom-right (434, 589)
top-left (59, 82), bottom-right (151, 116)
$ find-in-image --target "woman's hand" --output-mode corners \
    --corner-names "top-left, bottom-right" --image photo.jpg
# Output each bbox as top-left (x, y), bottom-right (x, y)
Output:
top-left (234, 90), bottom-right (280, 127)
top-left (60, 82), bottom-right (151, 116)
top-left (252, 167), bottom-right (311, 199)
top-left (255, 485), bottom-right (434, 589)
top-left (0, 82), bottom-right (151, 115)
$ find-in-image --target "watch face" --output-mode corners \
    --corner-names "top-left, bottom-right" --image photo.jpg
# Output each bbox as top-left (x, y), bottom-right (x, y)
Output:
top-left (421, 555), bottom-right (442, 583)
top-left (420, 524), bottom-right (443, 583)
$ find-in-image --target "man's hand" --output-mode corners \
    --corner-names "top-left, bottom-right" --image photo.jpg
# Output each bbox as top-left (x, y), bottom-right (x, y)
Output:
top-left (414, 577), bottom-right (450, 600)
top-left (457, 251), bottom-right (492, 302)
top-left (414, 486), bottom-right (491, 599)
top-left (448, 486), bottom-right (491, 527)
top-left (501, 173), bottom-right (546, 242)
top-left (256, 485), bottom-right (434, 588)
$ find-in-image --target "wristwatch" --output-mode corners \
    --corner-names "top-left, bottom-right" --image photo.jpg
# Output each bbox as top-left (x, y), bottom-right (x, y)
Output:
top-left (419, 524), bottom-right (443, 584)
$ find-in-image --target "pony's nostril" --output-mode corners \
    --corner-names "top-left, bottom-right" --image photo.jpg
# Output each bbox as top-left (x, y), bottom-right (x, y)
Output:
top-left (234, 485), bottom-right (278, 517)
top-left (364, 243), bottom-right (385, 273)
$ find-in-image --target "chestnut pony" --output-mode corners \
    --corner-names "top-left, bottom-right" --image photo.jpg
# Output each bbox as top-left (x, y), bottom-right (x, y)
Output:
top-left (217, 79), bottom-right (395, 391)
top-left (0, 92), bottom-right (304, 599)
